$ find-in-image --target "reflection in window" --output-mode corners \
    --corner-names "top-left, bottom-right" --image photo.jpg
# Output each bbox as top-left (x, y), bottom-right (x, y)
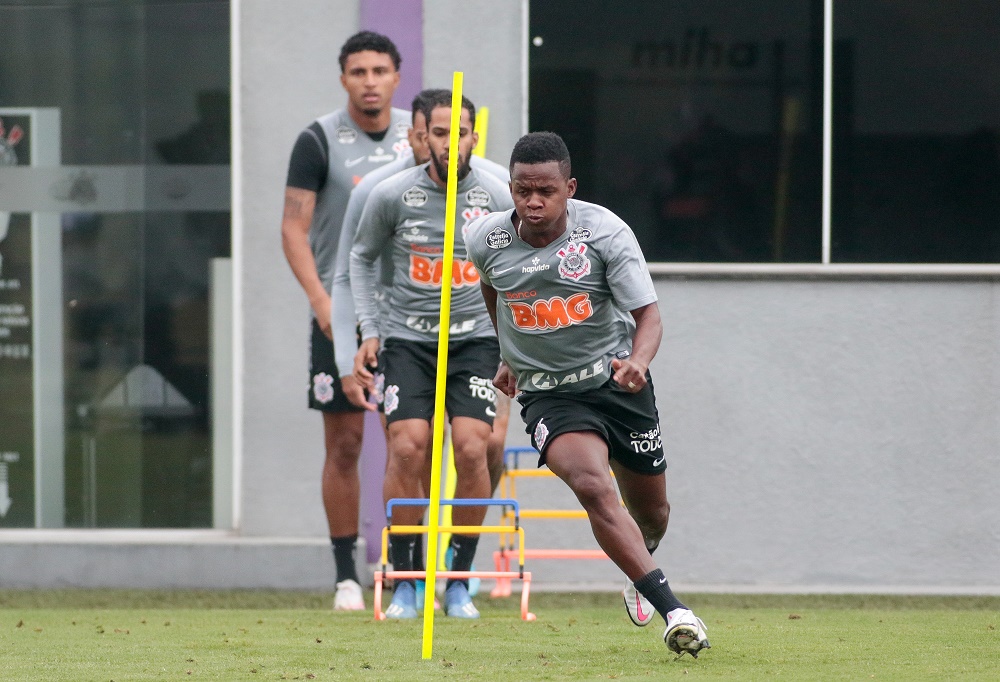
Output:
top-left (833, 2), bottom-right (1000, 263)
top-left (0, 1), bottom-right (229, 528)
top-left (530, 1), bottom-right (821, 262)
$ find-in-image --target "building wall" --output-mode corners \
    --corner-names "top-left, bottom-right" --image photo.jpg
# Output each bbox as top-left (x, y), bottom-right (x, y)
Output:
top-left (238, 0), bottom-right (361, 537)
top-left (237, 1), bottom-right (1000, 590)
top-left (5, 1), bottom-right (997, 592)
top-left (503, 276), bottom-right (1000, 588)
top-left (237, 0), bottom-right (526, 538)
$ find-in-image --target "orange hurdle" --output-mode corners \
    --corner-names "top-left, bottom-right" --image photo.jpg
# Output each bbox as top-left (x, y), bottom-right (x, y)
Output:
top-left (490, 448), bottom-right (613, 597)
top-left (376, 499), bottom-right (536, 621)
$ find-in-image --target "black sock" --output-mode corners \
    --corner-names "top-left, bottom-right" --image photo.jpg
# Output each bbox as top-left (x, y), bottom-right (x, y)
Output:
top-left (331, 535), bottom-right (359, 584)
top-left (412, 533), bottom-right (425, 572)
top-left (634, 568), bottom-right (686, 620)
top-left (445, 534), bottom-right (479, 589)
top-left (389, 534), bottom-right (417, 588)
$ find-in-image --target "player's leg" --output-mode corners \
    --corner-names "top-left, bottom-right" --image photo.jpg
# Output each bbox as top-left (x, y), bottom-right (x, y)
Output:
top-left (544, 431), bottom-right (657, 580)
top-left (309, 319), bottom-right (366, 611)
top-left (602, 380), bottom-right (709, 657)
top-left (486, 392), bottom-right (511, 493)
top-left (609, 461), bottom-right (667, 627)
top-left (321, 411), bottom-right (365, 609)
top-left (438, 338), bottom-right (497, 618)
top-left (379, 339), bottom-right (436, 618)
top-left (545, 430), bottom-right (706, 654)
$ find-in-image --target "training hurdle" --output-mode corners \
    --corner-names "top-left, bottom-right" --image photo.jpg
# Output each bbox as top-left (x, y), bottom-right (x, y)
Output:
top-left (491, 447), bottom-right (611, 598)
top-left (375, 497), bottom-right (536, 621)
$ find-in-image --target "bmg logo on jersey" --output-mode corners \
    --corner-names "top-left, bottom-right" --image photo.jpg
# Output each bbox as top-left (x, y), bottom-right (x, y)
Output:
top-left (509, 293), bottom-right (592, 330)
top-left (409, 255), bottom-right (480, 287)
top-left (629, 425), bottom-right (662, 453)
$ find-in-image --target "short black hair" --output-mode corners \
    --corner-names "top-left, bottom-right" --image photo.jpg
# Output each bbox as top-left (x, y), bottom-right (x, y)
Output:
top-left (419, 89), bottom-right (476, 130)
top-left (411, 89), bottom-right (449, 123)
top-left (509, 132), bottom-right (572, 178)
top-left (338, 31), bottom-right (402, 72)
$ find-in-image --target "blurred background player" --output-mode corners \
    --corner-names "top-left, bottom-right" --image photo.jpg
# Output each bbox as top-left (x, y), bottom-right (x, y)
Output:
top-left (329, 88), bottom-right (512, 590)
top-left (349, 91), bottom-right (513, 619)
top-left (280, 31), bottom-right (409, 611)
top-left (465, 132), bottom-right (711, 657)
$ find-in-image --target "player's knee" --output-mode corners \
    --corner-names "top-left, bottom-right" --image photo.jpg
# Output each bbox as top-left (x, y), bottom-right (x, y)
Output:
top-left (567, 471), bottom-right (618, 511)
top-left (634, 503), bottom-right (669, 539)
top-left (326, 430), bottom-right (363, 467)
top-left (451, 438), bottom-right (488, 476)
top-left (388, 438), bottom-right (426, 475)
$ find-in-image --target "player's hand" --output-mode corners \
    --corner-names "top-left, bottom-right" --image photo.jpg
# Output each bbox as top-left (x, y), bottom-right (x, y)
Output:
top-left (493, 361), bottom-right (517, 398)
top-left (352, 338), bottom-right (380, 389)
top-left (341, 374), bottom-right (376, 411)
top-left (311, 292), bottom-right (333, 340)
top-left (611, 357), bottom-right (646, 393)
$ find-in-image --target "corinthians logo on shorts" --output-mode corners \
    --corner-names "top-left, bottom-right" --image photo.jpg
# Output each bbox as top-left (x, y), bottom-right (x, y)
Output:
top-left (486, 226), bottom-right (512, 249)
top-left (557, 241), bottom-right (591, 281)
top-left (402, 186), bottom-right (428, 207)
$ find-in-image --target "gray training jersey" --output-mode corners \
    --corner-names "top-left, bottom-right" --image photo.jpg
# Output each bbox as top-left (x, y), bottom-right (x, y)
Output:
top-left (331, 152), bottom-right (511, 375)
top-left (465, 199), bottom-right (657, 394)
top-left (350, 164), bottom-right (514, 343)
top-left (308, 108), bottom-right (411, 288)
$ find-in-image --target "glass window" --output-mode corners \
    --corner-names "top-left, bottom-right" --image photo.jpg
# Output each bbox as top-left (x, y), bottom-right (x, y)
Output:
top-left (529, 0), bottom-right (821, 262)
top-left (0, 0), bottom-right (230, 528)
top-left (832, 2), bottom-right (1000, 262)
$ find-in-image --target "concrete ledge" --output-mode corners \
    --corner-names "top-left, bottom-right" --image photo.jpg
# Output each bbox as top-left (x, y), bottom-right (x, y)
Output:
top-left (0, 532), bottom-right (365, 590)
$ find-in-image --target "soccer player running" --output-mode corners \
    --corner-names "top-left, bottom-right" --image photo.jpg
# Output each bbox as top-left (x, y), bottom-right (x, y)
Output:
top-left (329, 88), bottom-right (513, 592)
top-left (465, 132), bottom-right (710, 657)
top-left (281, 31), bottom-right (410, 611)
top-left (349, 91), bottom-right (514, 619)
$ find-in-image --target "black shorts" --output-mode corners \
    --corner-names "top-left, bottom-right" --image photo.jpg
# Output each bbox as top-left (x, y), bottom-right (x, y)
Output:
top-left (379, 336), bottom-right (500, 425)
top-left (516, 374), bottom-right (666, 475)
top-left (308, 319), bottom-right (364, 413)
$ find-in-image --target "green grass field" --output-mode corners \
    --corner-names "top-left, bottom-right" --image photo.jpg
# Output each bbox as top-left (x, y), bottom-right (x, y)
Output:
top-left (2, 591), bottom-right (998, 681)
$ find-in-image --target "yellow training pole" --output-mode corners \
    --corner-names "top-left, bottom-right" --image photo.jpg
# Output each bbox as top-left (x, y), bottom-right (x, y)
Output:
top-left (438, 439), bottom-right (457, 570)
top-left (439, 105), bottom-right (489, 570)
top-left (472, 106), bottom-right (489, 158)
top-left (422, 72), bottom-right (464, 661)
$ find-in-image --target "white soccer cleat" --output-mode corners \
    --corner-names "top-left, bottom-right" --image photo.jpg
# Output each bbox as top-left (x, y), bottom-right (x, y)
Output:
top-left (664, 608), bottom-right (711, 658)
top-left (332, 579), bottom-right (365, 611)
top-left (622, 579), bottom-right (655, 626)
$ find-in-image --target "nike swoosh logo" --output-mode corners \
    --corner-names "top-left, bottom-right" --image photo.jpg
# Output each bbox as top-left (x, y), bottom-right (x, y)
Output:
top-left (491, 266), bottom-right (514, 276)
top-left (635, 594), bottom-right (649, 622)
top-left (486, 406), bottom-right (497, 417)
top-left (344, 156), bottom-right (366, 168)
top-left (659, 576), bottom-right (667, 584)
top-left (652, 456), bottom-right (665, 467)
top-left (403, 218), bottom-right (427, 227)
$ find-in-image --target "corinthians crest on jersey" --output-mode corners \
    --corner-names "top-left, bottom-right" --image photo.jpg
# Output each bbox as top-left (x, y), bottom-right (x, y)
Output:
top-left (557, 241), bottom-right (591, 281)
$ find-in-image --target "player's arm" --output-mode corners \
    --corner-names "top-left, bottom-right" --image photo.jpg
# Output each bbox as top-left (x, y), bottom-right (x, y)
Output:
top-left (331, 189), bottom-right (375, 409)
top-left (348, 187), bottom-right (393, 389)
top-left (611, 302), bottom-right (662, 393)
top-left (480, 281), bottom-right (517, 398)
top-left (282, 127), bottom-right (332, 337)
top-left (282, 188), bottom-right (331, 333)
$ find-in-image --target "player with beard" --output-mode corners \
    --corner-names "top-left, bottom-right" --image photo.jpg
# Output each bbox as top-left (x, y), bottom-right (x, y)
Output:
top-left (329, 88), bottom-right (513, 594)
top-left (349, 91), bottom-right (513, 619)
